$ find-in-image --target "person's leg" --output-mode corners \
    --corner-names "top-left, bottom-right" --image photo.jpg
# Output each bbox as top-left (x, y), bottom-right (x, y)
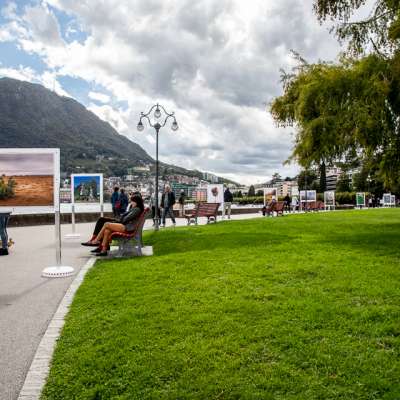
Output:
top-left (0, 216), bottom-right (8, 249)
top-left (96, 222), bottom-right (109, 242)
top-left (227, 202), bottom-right (231, 218)
top-left (157, 208), bottom-right (161, 225)
top-left (100, 223), bottom-right (126, 252)
top-left (93, 217), bottom-right (115, 236)
top-left (167, 207), bottom-right (176, 224)
top-left (161, 208), bottom-right (166, 226)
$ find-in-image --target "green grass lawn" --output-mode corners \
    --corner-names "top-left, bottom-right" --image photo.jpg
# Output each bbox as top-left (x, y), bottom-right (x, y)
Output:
top-left (42, 210), bottom-right (400, 399)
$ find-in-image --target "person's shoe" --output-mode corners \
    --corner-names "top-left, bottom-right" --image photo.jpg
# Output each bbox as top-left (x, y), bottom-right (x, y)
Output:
top-left (81, 241), bottom-right (100, 247)
top-left (0, 248), bottom-right (9, 256)
top-left (96, 251), bottom-right (108, 256)
top-left (91, 245), bottom-right (110, 253)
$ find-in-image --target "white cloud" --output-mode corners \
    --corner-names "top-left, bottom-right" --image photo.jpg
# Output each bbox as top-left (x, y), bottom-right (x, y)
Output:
top-left (0, 64), bottom-right (36, 81)
top-left (0, 0), bottom-right (342, 183)
top-left (88, 91), bottom-right (110, 104)
top-left (87, 103), bottom-right (128, 133)
top-left (0, 65), bottom-right (71, 97)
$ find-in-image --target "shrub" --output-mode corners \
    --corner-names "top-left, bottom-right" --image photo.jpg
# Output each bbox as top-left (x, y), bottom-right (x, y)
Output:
top-left (0, 176), bottom-right (16, 200)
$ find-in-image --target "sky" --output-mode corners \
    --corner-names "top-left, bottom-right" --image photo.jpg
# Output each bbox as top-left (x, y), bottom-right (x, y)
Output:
top-left (0, 0), bottom-right (343, 185)
top-left (73, 175), bottom-right (100, 190)
top-left (0, 153), bottom-right (53, 175)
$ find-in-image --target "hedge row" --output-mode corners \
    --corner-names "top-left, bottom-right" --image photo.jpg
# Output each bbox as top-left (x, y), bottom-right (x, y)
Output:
top-left (232, 193), bottom-right (371, 205)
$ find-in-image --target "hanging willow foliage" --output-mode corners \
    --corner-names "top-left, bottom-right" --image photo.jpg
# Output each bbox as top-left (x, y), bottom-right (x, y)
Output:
top-left (271, 54), bottom-right (400, 189)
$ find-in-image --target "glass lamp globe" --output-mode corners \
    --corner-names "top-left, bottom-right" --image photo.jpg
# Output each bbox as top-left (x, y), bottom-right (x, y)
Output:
top-left (154, 107), bottom-right (161, 119)
top-left (137, 121), bottom-right (144, 132)
top-left (171, 121), bottom-right (179, 131)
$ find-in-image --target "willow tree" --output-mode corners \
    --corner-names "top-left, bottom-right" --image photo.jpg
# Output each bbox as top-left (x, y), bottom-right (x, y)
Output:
top-left (270, 1), bottom-right (400, 191)
top-left (271, 54), bottom-right (400, 189)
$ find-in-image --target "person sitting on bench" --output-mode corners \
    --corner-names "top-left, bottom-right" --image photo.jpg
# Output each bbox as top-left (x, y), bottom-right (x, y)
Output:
top-left (262, 196), bottom-right (277, 217)
top-left (82, 195), bottom-right (139, 246)
top-left (82, 195), bottom-right (144, 256)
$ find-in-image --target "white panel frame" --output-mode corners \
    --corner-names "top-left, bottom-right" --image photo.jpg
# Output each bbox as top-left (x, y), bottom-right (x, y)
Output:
top-left (383, 193), bottom-right (392, 207)
top-left (0, 148), bottom-right (60, 213)
top-left (324, 191), bottom-right (335, 210)
top-left (207, 184), bottom-right (224, 204)
top-left (70, 173), bottom-right (104, 208)
top-left (300, 190), bottom-right (317, 202)
top-left (356, 192), bottom-right (366, 207)
top-left (263, 188), bottom-right (278, 206)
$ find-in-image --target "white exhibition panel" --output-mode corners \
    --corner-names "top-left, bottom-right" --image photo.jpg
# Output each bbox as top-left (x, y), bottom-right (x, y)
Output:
top-left (263, 188), bottom-right (278, 206)
top-left (207, 184), bottom-right (224, 204)
top-left (0, 148), bottom-right (60, 213)
top-left (70, 173), bottom-right (104, 207)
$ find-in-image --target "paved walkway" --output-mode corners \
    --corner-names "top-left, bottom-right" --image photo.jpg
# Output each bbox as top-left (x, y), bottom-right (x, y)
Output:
top-left (0, 213), bottom-right (262, 400)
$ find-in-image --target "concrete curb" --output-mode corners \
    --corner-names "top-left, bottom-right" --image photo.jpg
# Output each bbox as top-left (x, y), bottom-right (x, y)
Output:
top-left (17, 257), bottom-right (97, 400)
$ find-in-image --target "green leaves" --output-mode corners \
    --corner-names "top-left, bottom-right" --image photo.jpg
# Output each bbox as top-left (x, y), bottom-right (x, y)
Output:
top-left (313, 0), bottom-right (400, 56)
top-left (271, 54), bottom-right (400, 189)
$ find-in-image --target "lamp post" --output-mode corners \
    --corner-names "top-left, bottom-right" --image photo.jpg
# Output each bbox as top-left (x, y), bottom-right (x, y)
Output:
top-left (137, 103), bottom-right (178, 230)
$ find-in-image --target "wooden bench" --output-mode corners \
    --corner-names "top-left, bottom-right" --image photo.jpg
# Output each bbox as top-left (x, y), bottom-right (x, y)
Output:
top-left (274, 201), bottom-right (285, 216)
top-left (185, 202), bottom-right (220, 225)
top-left (110, 207), bottom-right (150, 257)
top-left (309, 201), bottom-right (325, 211)
top-left (262, 201), bottom-right (285, 216)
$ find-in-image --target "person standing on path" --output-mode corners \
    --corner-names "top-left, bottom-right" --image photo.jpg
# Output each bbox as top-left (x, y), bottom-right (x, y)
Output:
top-left (283, 194), bottom-right (291, 213)
top-left (0, 214), bottom-right (9, 256)
top-left (224, 187), bottom-right (233, 219)
top-left (111, 187), bottom-right (121, 217)
top-left (119, 188), bottom-right (129, 213)
top-left (178, 190), bottom-right (186, 217)
top-left (160, 185), bottom-right (176, 227)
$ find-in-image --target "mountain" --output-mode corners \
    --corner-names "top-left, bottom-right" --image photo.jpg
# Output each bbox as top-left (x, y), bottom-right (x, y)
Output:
top-left (0, 77), bottom-right (153, 176)
top-left (0, 78), bottom-right (238, 185)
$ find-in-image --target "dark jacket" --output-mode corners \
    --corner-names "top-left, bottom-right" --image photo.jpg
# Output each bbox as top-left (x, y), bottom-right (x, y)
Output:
top-left (120, 206), bottom-right (142, 232)
top-left (161, 191), bottom-right (175, 208)
top-left (119, 192), bottom-right (129, 212)
top-left (178, 193), bottom-right (186, 205)
top-left (224, 189), bottom-right (233, 203)
top-left (111, 191), bottom-right (120, 208)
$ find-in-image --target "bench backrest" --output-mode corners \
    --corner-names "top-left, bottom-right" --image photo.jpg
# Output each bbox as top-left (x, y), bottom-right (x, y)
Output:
top-left (196, 202), bottom-right (220, 216)
top-left (136, 207), bottom-right (150, 235)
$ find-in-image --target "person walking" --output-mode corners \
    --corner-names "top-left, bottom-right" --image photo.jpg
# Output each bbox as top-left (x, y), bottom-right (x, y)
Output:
top-left (283, 194), bottom-right (291, 213)
top-left (291, 196), bottom-right (298, 212)
top-left (111, 187), bottom-right (121, 217)
top-left (224, 187), bottom-right (233, 219)
top-left (160, 185), bottom-right (176, 227)
top-left (178, 190), bottom-right (186, 217)
top-left (119, 188), bottom-right (129, 213)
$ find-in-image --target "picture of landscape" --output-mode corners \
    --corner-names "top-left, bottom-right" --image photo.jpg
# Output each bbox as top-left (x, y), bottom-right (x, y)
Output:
top-left (72, 175), bottom-right (101, 203)
top-left (0, 152), bottom-right (54, 207)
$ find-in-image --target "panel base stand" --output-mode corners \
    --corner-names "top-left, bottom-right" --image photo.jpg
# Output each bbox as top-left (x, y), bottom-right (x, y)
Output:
top-left (65, 233), bottom-right (81, 239)
top-left (42, 266), bottom-right (75, 278)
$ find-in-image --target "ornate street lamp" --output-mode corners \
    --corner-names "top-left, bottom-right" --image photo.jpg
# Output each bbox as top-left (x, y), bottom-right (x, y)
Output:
top-left (137, 103), bottom-right (178, 230)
